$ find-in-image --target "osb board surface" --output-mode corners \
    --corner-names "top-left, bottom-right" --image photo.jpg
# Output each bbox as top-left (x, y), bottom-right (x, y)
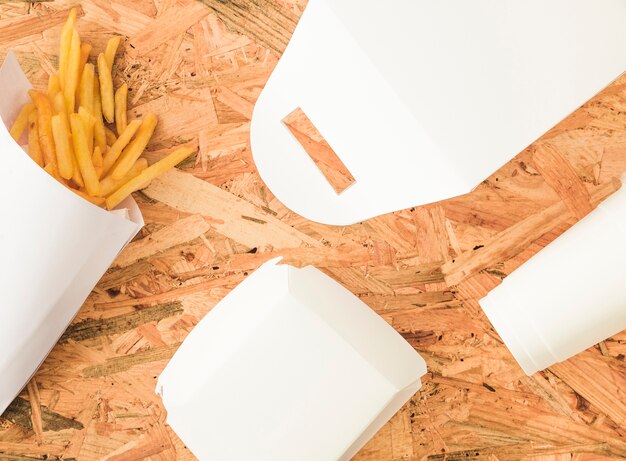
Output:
top-left (0, 1), bottom-right (625, 460)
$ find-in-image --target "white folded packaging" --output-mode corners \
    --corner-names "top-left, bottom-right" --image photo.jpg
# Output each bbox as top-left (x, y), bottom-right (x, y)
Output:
top-left (157, 258), bottom-right (427, 461)
top-left (0, 51), bottom-right (144, 415)
top-left (480, 182), bottom-right (626, 375)
top-left (251, 0), bottom-right (626, 225)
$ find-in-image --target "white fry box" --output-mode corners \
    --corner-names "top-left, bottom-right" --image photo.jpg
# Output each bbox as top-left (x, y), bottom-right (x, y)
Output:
top-left (250, 0), bottom-right (626, 225)
top-left (480, 181), bottom-right (626, 375)
top-left (0, 51), bottom-right (143, 416)
top-left (157, 258), bottom-right (427, 461)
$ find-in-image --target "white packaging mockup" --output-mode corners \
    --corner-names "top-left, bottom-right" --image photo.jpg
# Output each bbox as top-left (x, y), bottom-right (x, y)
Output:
top-left (480, 182), bottom-right (626, 375)
top-left (0, 52), bottom-right (144, 415)
top-left (157, 258), bottom-right (427, 461)
top-left (250, 0), bottom-right (626, 225)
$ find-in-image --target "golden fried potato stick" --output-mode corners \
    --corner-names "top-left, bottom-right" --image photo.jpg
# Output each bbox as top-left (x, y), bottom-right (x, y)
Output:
top-left (78, 63), bottom-right (95, 114)
top-left (48, 74), bottom-right (61, 100)
top-left (10, 103), bottom-right (34, 142)
top-left (97, 53), bottom-right (115, 123)
top-left (92, 78), bottom-right (107, 154)
top-left (27, 111), bottom-right (44, 167)
top-left (104, 36), bottom-right (121, 70)
top-left (104, 126), bottom-right (117, 146)
top-left (70, 152), bottom-right (84, 188)
top-left (106, 146), bottom-right (193, 209)
top-left (64, 29), bottom-right (81, 113)
top-left (43, 163), bottom-right (65, 183)
top-left (53, 92), bottom-right (67, 114)
top-left (29, 90), bottom-right (57, 168)
top-left (114, 83), bottom-right (128, 135)
top-left (75, 43), bottom-right (92, 100)
top-left (70, 113), bottom-right (100, 196)
top-left (78, 106), bottom-right (95, 155)
top-left (110, 113), bottom-right (157, 179)
top-left (51, 112), bottom-right (75, 179)
top-left (100, 158), bottom-right (147, 196)
top-left (92, 145), bottom-right (103, 177)
top-left (58, 8), bottom-right (77, 88)
top-left (72, 188), bottom-right (105, 206)
top-left (101, 119), bottom-right (141, 176)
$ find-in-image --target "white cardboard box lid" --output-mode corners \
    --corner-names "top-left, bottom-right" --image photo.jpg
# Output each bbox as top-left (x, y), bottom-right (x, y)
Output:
top-left (250, 0), bottom-right (626, 225)
top-left (0, 51), bottom-right (144, 416)
top-left (157, 258), bottom-right (427, 461)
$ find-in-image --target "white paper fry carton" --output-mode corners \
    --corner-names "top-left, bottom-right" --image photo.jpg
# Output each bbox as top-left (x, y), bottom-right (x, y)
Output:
top-left (250, 0), bottom-right (626, 225)
top-left (157, 258), bottom-right (427, 461)
top-left (480, 181), bottom-right (626, 376)
top-left (0, 51), bottom-right (144, 415)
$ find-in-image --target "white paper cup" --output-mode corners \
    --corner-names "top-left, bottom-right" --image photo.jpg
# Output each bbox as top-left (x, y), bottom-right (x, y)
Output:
top-left (0, 52), bottom-right (144, 415)
top-left (480, 182), bottom-right (626, 375)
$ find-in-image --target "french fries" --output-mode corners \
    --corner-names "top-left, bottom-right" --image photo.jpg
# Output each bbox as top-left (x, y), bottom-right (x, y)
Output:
top-left (106, 147), bottom-right (193, 210)
top-left (100, 158), bottom-right (147, 196)
top-left (79, 63), bottom-right (95, 114)
top-left (97, 53), bottom-right (115, 123)
top-left (104, 36), bottom-right (121, 70)
top-left (10, 103), bottom-right (34, 142)
top-left (58, 8), bottom-right (77, 86)
top-left (11, 9), bottom-right (194, 209)
top-left (114, 83), bottom-right (128, 135)
top-left (110, 113), bottom-right (157, 179)
top-left (63, 29), bottom-right (81, 113)
top-left (27, 111), bottom-right (44, 167)
top-left (51, 112), bottom-right (74, 179)
top-left (101, 118), bottom-right (141, 176)
top-left (70, 114), bottom-right (100, 197)
top-left (29, 90), bottom-right (57, 168)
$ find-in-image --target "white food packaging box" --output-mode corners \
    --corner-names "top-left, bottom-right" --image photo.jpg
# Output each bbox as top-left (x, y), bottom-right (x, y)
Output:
top-left (480, 181), bottom-right (626, 375)
top-left (251, 0), bottom-right (626, 225)
top-left (0, 51), bottom-right (144, 415)
top-left (157, 258), bottom-right (427, 461)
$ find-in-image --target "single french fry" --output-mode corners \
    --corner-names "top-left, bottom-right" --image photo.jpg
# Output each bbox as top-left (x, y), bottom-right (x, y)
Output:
top-left (114, 83), bottom-right (128, 135)
top-left (78, 106), bottom-right (95, 155)
top-left (70, 113), bottom-right (100, 196)
top-left (64, 29), bottom-right (81, 113)
top-left (27, 110), bottom-right (44, 167)
top-left (97, 53), bottom-right (114, 123)
top-left (29, 90), bottom-right (57, 168)
top-left (48, 74), bottom-right (61, 100)
top-left (53, 92), bottom-right (67, 114)
top-left (101, 158), bottom-right (147, 196)
top-left (106, 146), bottom-right (193, 209)
top-left (110, 113), bottom-right (157, 179)
top-left (92, 78), bottom-right (107, 154)
top-left (70, 151), bottom-right (84, 188)
top-left (104, 126), bottom-right (117, 146)
top-left (78, 62), bottom-right (95, 114)
top-left (72, 187), bottom-right (105, 206)
top-left (104, 36), bottom-right (121, 70)
top-left (10, 103), bottom-right (34, 142)
top-left (75, 43), bottom-right (92, 100)
top-left (92, 145), bottom-right (103, 177)
top-left (101, 118), bottom-right (141, 176)
top-left (51, 112), bottom-right (75, 179)
top-left (58, 8), bottom-right (77, 88)
top-left (43, 163), bottom-right (64, 182)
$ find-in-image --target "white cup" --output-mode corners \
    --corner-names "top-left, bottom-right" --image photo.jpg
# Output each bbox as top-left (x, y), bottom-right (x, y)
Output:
top-left (480, 181), bottom-right (626, 375)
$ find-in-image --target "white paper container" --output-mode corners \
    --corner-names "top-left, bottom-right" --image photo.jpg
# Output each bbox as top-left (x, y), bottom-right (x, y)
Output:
top-left (157, 258), bottom-right (427, 461)
top-left (0, 52), bottom-right (144, 415)
top-left (250, 0), bottom-right (626, 225)
top-left (480, 183), bottom-right (626, 375)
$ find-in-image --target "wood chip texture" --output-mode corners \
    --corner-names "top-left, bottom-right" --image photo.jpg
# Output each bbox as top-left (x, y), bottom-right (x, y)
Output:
top-left (1, 1), bottom-right (626, 460)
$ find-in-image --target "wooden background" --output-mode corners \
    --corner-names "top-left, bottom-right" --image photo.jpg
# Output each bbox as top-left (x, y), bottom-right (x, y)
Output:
top-left (1, 1), bottom-right (626, 460)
